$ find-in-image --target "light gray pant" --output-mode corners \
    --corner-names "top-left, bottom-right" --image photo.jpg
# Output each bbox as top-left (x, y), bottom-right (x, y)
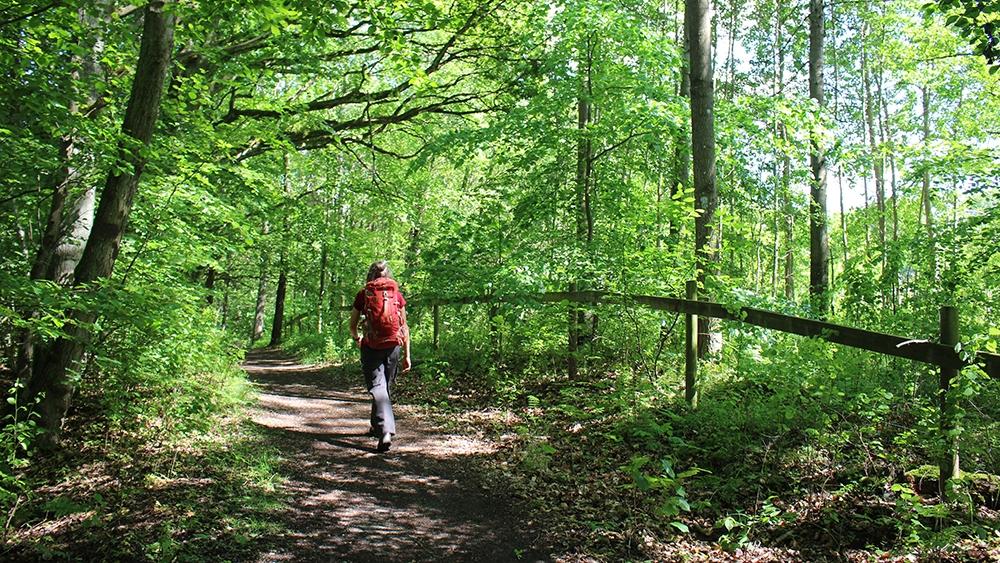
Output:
top-left (360, 345), bottom-right (399, 436)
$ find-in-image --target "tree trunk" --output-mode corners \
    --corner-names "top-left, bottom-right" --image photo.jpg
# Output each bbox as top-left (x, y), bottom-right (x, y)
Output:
top-left (778, 0), bottom-right (794, 301)
top-left (568, 282), bottom-right (578, 380)
top-left (808, 0), bottom-right (830, 315)
top-left (839, 167), bottom-right (848, 266)
top-left (204, 267), bottom-right (216, 304)
top-left (671, 8), bottom-right (691, 240)
top-left (772, 160), bottom-right (780, 296)
top-left (782, 132), bottom-right (794, 301)
top-left (569, 34), bottom-right (596, 372)
top-left (862, 32), bottom-right (885, 252)
top-left (687, 0), bottom-right (720, 356)
top-left (880, 79), bottom-right (899, 311)
top-left (726, 4), bottom-right (738, 102)
top-left (863, 177), bottom-right (871, 258)
top-left (880, 86), bottom-right (897, 244)
top-left (29, 1), bottom-right (109, 285)
top-left (31, 182), bottom-right (97, 287)
top-left (251, 220), bottom-right (270, 343)
top-left (921, 87), bottom-right (934, 236)
top-left (318, 245), bottom-right (327, 334)
top-left (16, 4), bottom-right (107, 383)
top-left (772, 1), bottom-right (794, 301)
top-left (252, 270), bottom-right (268, 343)
top-left (269, 270), bottom-right (287, 347)
top-left (18, 1), bottom-right (176, 442)
top-left (576, 35), bottom-right (594, 245)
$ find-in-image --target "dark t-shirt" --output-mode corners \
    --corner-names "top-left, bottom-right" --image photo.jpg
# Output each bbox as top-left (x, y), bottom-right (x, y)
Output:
top-left (354, 282), bottom-right (407, 350)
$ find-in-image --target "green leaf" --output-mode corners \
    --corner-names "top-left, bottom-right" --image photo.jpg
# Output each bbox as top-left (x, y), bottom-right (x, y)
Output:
top-left (662, 459), bottom-right (674, 478)
top-left (677, 468), bottom-right (702, 479)
top-left (635, 474), bottom-right (652, 491)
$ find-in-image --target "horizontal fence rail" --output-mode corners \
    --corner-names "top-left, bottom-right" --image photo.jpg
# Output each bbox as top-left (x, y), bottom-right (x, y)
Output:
top-left (393, 290), bottom-right (999, 377)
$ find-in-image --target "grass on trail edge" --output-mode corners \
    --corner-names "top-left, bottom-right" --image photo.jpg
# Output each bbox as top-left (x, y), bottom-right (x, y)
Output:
top-left (2, 413), bottom-right (286, 563)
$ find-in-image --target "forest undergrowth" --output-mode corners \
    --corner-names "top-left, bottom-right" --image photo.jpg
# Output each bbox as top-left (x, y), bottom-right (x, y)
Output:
top-left (0, 395), bottom-right (288, 562)
top-left (389, 330), bottom-right (1000, 563)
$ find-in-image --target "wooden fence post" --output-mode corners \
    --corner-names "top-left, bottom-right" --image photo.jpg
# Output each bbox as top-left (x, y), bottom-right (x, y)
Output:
top-left (685, 280), bottom-right (699, 408)
top-left (939, 305), bottom-right (960, 498)
top-left (433, 303), bottom-right (440, 350)
top-left (568, 282), bottom-right (578, 380)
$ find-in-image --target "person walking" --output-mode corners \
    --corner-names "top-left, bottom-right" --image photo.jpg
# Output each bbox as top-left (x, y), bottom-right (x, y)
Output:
top-left (348, 260), bottom-right (411, 452)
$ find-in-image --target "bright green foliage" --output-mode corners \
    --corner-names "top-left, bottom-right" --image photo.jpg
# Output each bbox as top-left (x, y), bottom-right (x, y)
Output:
top-left (0, 382), bottom-right (41, 509)
top-left (924, 0), bottom-right (1000, 73)
top-left (623, 455), bottom-right (704, 532)
top-left (2, 0), bottom-right (1000, 558)
top-left (91, 289), bottom-right (249, 438)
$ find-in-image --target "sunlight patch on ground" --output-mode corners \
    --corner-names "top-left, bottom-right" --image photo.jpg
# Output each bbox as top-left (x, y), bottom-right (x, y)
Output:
top-left (239, 351), bottom-right (551, 562)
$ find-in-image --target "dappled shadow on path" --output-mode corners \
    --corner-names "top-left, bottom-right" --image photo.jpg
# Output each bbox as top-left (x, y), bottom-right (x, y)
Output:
top-left (242, 348), bottom-right (551, 563)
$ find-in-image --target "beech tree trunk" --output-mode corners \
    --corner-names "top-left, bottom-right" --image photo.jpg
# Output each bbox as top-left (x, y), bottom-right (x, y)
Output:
top-left (18, 1), bottom-right (176, 442)
top-left (16, 4), bottom-right (107, 384)
top-left (567, 34), bottom-right (596, 378)
top-left (809, 0), bottom-right (830, 315)
top-left (775, 3), bottom-right (795, 301)
top-left (251, 220), bottom-right (270, 343)
top-left (783, 151), bottom-right (795, 301)
top-left (920, 87), bottom-right (935, 236)
top-left (318, 245), bottom-right (327, 334)
top-left (671, 8), bottom-right (690, 240)
top-left (687, 0), bottom-right (720, 357)
top-left (576, 35), bottom-right (594, 245)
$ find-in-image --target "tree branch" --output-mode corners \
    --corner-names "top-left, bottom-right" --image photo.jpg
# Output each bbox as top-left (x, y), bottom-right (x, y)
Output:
top-left (0, 1), bottom-right (60, 27)
top-left (590, 130), bottom-right (652, 164)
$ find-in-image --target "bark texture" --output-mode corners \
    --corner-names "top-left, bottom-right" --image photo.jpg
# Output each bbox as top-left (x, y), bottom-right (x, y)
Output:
top-left (687, 0), bottom-right (720, 357)
top-left (808, 0), bottom-right (830, 315)
top-left (269, 270), bottom-right (288, 347)
top-left (20, 1), bottom-right (176, 441)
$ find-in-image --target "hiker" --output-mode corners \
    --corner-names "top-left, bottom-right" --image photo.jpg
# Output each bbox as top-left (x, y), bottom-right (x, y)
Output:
top-left (348, 260), bottom-right (411, 452)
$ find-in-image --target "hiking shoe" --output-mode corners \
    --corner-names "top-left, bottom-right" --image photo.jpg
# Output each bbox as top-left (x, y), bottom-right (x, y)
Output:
top-left (377, 432), bottom-right (392, 452)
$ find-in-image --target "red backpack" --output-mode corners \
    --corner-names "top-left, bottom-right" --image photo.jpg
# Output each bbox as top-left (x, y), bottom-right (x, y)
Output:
top-left (360, 278), bottom-right (403, 348)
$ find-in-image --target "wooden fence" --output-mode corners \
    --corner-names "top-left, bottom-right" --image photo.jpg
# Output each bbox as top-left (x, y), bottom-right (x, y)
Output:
top-left (397, 284), bottom-right (999, 495)
top-left (408, 288), bottom-right (999, 378)
top-left (333, 284), bottom-right (997, 493)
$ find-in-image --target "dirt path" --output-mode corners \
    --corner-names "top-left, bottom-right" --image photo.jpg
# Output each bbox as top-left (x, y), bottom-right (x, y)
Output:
top-left (242, 348), bottom-right (552, 563)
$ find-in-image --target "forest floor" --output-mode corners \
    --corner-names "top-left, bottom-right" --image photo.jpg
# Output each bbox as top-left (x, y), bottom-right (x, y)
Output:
top-left (238, 349), bottom-right (1000, 563)
top-left (5, 348), bottom-right (998, 562)
top-left (238, 347), bottom-right (557, 562)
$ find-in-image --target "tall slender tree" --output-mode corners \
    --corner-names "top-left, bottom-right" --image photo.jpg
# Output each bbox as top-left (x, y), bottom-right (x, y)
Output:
top-left (809, 0), bottom-right (830, 315)
top-left (687, 0), bottom-right (719, 355)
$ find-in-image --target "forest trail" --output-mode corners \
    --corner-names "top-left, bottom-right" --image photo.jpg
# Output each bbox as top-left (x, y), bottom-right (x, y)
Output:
top-left (241, 348), bottom-right (552, 563)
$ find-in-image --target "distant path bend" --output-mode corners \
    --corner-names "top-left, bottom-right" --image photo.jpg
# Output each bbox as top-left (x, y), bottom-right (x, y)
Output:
top-left (241, 347), bottom-right (552, 563)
